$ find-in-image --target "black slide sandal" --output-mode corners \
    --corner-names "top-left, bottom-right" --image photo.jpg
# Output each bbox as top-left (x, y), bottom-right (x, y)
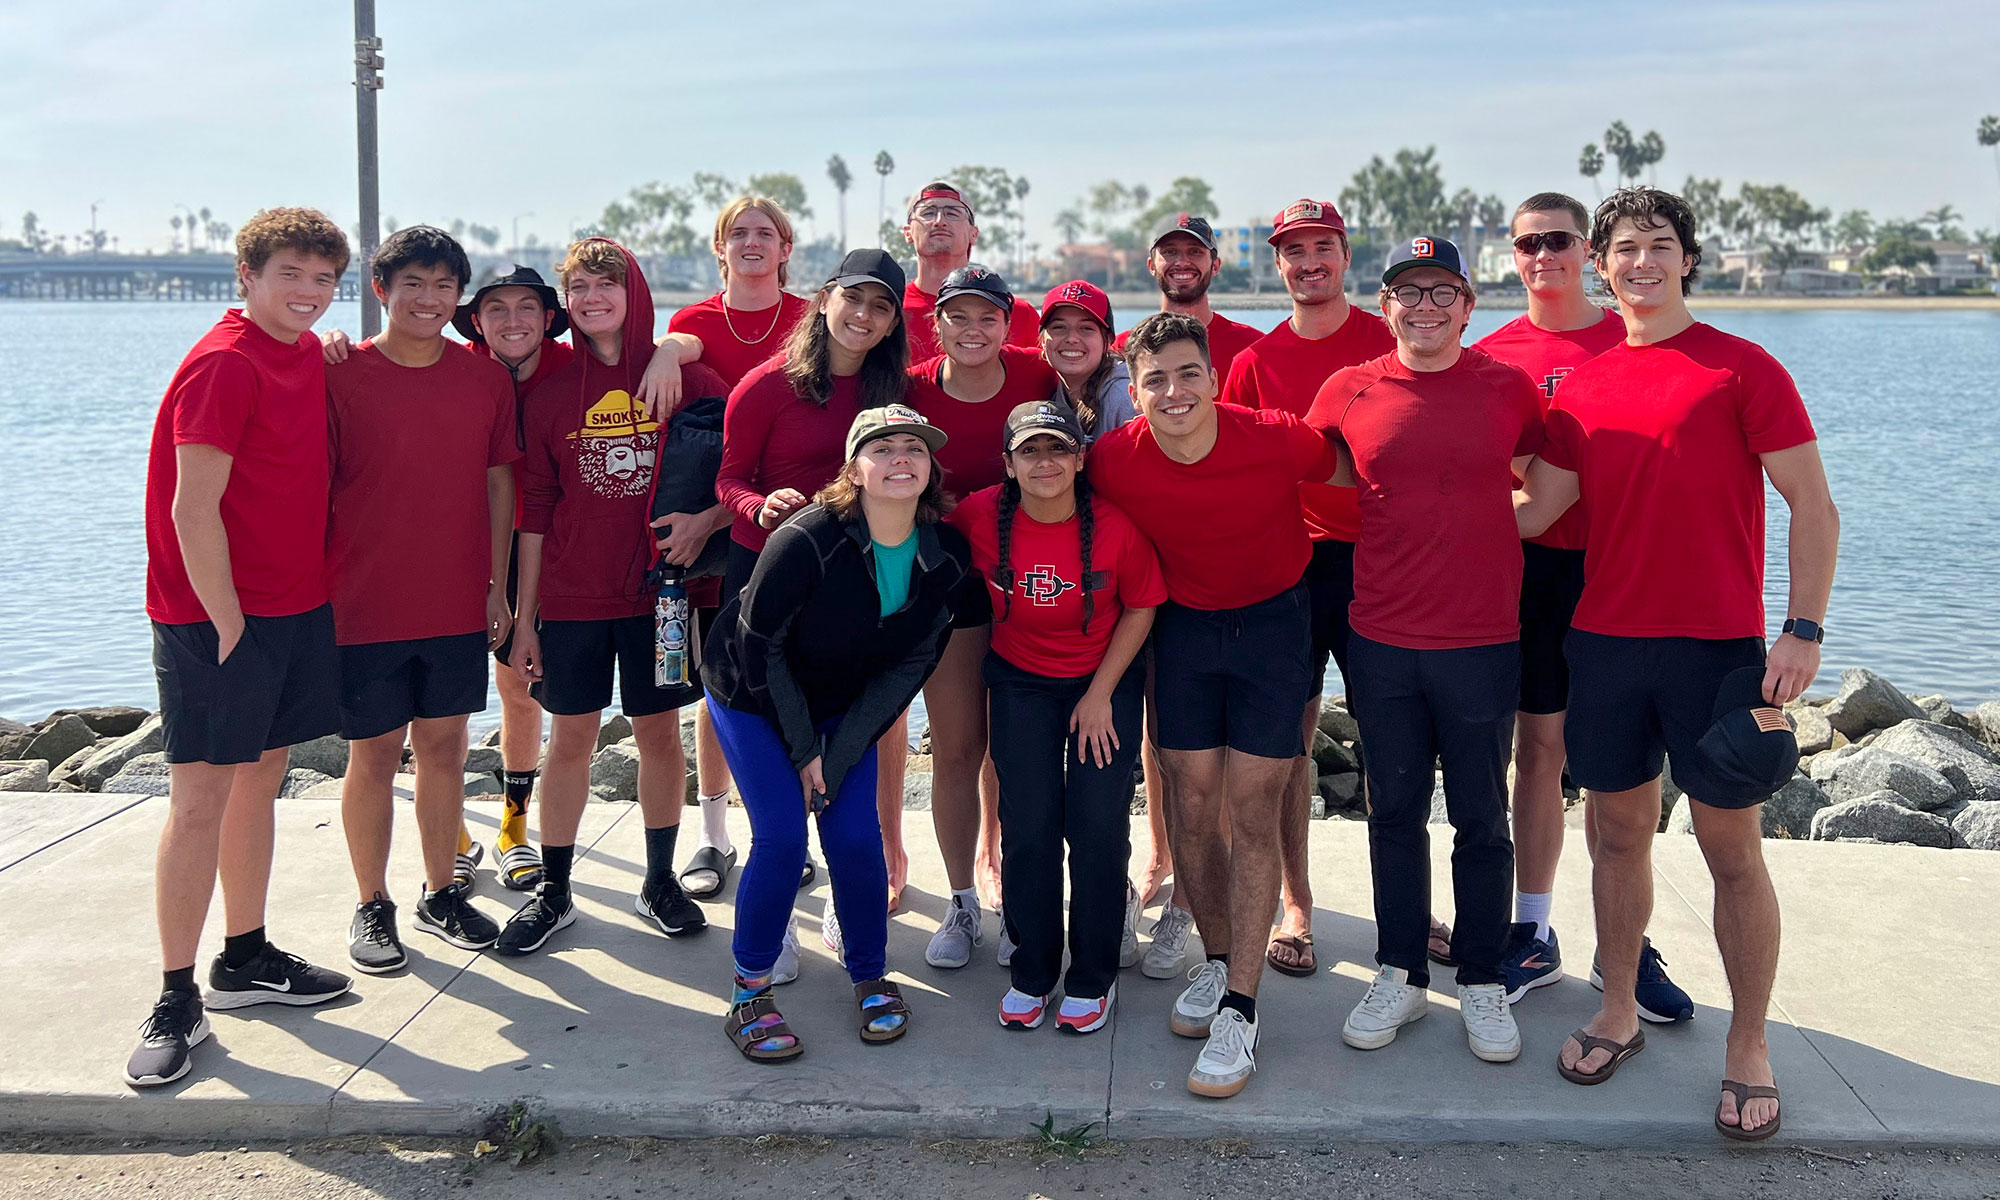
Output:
top-left (679, 845), bottom-right (737, 899)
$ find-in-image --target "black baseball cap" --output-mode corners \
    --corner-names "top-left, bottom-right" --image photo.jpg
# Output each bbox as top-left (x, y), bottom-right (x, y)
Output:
top-left (829, 247), bottom-right (906, 298)
top-left (1003, 400), bottom-right (1086, 453)
top-left (1151, 213), bottom-right (1217, 252)
top-left (453, 263), bottom-right (568, 342)
top-left (1382, 236), bottom-right (1470, 286)
top-left (1688, 666), bottom-right (1800, 806)
top-left (936, 263), bottom-right (1014, 313)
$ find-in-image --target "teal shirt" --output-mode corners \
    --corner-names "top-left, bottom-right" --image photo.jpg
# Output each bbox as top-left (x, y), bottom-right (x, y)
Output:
top-left (873, 533), bottom-right (918, 617)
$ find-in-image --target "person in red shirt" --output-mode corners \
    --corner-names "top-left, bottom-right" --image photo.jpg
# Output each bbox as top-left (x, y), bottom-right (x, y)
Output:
top-left (1036, 281), bottom-right (1138, 442)
top-left (1089, 312), bottom-right (1337, 1100)
top-left (953, 401), bottom-right (1163, 1034)
top-left (127, 208), bottom-right (357, 1090)
top-left (1110, 215), bottom-right (1266, 380)
top-left (1306, 236), bottom-right (1541, 1067)
top-left (1219, 197), bottom-right (1395, 980)
top-left (326, 227), bottom-right (516, 974)
top-left (1518, 189), bottom-right (1838, 1140)
top-left (899, 180), bottom-right (1041, 362)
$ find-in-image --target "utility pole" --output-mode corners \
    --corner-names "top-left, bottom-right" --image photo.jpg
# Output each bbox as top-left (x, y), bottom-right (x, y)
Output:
top-left (353, 0), bottom-right (385, 336)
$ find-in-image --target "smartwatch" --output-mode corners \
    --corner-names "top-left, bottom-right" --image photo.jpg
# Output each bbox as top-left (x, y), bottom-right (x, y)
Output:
top-left (1781, 617), bottom-right (1824, 644)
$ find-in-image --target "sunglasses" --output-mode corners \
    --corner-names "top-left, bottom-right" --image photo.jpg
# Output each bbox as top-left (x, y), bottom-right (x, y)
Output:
top-left (1513, 231), bottom-right (1585, 255)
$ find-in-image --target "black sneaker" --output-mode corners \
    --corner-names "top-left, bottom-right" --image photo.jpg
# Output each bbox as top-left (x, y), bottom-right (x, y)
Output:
top-left (636, 874), bottom-right (707, 938)
top-left (122, 989), bottom-right (211, 1087)
top-left (347, 897), bottom-right (407, 975)
top-left (205, 943), bottom-right (352, 1010)
top-left (495, 884), bottom-right (576, 956)
top-left (415, 881), bottom-right (501, 950)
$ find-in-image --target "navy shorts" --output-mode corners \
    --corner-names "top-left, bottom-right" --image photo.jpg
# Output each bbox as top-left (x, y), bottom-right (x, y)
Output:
top-left (1303, 537), bottom-right (1357, 699)
top-left (152, 604), bottom-right (339, 766)
top-left (1151, 581), bottom-right (1313, 760)
top-left (339, 632), bottom-right (489, 741)
top-left (1518, 543), bottom-right (1586, 716)
top-left (494, 530), bottom-right (523, 666)
top-left (1563, 630), bottom-right (1767, 808)
top-left (533, 614), bottom-right (700, 718)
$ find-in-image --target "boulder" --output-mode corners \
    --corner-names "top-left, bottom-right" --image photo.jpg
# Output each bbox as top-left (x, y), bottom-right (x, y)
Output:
top-left (1825, 668), bottom-right (1926, 739)
top-left (902, 769), bottom-right (933, 811)
top-left (1868, 720), bottom-right (2000, 804)
top-left (1761, 773), bottom-right (1833, 840)
top-left (0, 760), bottom-right (51, 792)
top-left (0, 717), bottom-right (33, 759)
top-left (1317, 701), bottom-right (1361, 745)
top-left (477, 727), bottom-right (503, 748)
top-left (1810, 792), bottom-right (1955, 847)
top-left (1809, 743), bottom-right (1860, 784)
top-left (104, 752), bottom-right (174, 797)
top-left (597, 714), bottom-right (633, 750)
top-left (464, 772), bottom-right (502, 797)
top-left (47, 744), bottom-right (97, 789)
top-left (1912, 695), bottom-right (1978, 734)
top-left (280, 768), bottom-right (333, 798)
top-left (45, 706), bottom-right (151, 738)
top-left (23, 715), bottom-right (98, 768)
top-left (1427, 775), bottom-right (1448, 824)
top-left (1664, 795), bottom-right (1693, 834)
top-left (1976, 702), bottom-right (2000, 749)
top-left (463, 745), bottom-right (504, 775)
top-left (1659, 755), bottom-right (1685, 826)
top-left (1791, 707), bottom-right (1835, 756)
top-left (288, 735), bottom-right (350, 778)
top-left (681, 715), bottom-right (697, 761)
top-left (1311, 730), bottom-right (1359, 774)
top-left (1820, 747), bottom-right (1957, 812)
top-left (1951, 802), bottom-right (2000, 851)
top-left (1318, 771), bottom-right (1362, 811)
top-left (296, 778), bottom-right (348, 801)
top-left (589, 743), bottom-right (641, 802)
top-left (71, 715), bottom-right (165, 791)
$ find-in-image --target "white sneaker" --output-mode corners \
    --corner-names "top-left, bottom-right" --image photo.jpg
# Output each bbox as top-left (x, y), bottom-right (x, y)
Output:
top-left (996, 907), bottom-right (1017, 968)
top-left (998, 987), bottom-right (1048, 1030)
top-left (1187, 1006), bottom-right (1258, 1098)
top-left (925, 894), bottom-right (982, 969)
top-left (1170, 958), bottom-right (1228, 1038)
top-left (1458, 982), bottom-right (1521, 1062)
top-left (772, 916), bottom-right (800, 986)
top-left (1118, 884), bottom-right (1142, 969)
top-left (1143, 905), bottom-right (1194, 980)
top-left (820, 894), bottom-right (845, 967)
top-left (1341, 965), bottom-right (1429, 1050)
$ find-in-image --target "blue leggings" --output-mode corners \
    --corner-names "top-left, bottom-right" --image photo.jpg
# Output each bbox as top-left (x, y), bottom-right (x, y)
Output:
top-left (706, 696), bottom-right (887, 984)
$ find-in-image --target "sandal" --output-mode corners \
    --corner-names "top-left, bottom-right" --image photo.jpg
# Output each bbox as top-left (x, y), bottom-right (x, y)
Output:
top-left (799, 858), bottom-right (817, 890)
top-left (497, 841), bottom-right (543, 892)
top-left (854, 978), bottom-right (911, 1044)
top-left (724, 992), bottom-right (803, 1063)
top-left (1715, 1080), bottom-right (1782, 1141)
top-left (679, 845), bottom-right (737, 899)
top-left (1427, 916), bottom-right (1455, 967)
top-left (453, 840), bottom-right (484, 890)
top-left (1556, 1027), bottom-right (1646, 1085)
top-left (1267, 933), bottom-right (1317, 978)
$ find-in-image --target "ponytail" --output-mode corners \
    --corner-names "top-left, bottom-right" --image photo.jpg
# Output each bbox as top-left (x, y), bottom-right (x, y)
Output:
top-left (994, 478), bottom-right (1020, 624)
top-left (1075, 473), bottom-right (1095, 635)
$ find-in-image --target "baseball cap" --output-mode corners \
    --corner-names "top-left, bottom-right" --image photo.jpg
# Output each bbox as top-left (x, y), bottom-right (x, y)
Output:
top-left (1003, 400), bottom-right (1086, 454)
top-left (829, 247), bottom-right (907, 298)
top-left (1150, 213), bottom-right (1217, 252)
top-left (845, 404), bottom-right (947, 460)
top-left (936, 263), bottom-right (1014, 313)
top-left (1039, 280), bottom-right (1113, 330)
top-left (453, 263), bottom-right (568, 343)
top-left (1268, 199), bottom-right (1347, 246)
top-left (1687, 667), bottom-right (1801, 806)
top-left (1381, 236), bottom-right (1470, 285)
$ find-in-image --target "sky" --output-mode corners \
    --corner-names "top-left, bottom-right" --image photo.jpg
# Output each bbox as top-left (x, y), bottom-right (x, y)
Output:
top-left (4, 0), bottom-right (1998, 255)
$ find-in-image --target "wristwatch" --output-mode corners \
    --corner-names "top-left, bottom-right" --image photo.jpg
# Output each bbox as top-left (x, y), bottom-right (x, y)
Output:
top-left (1781, 617), bottom-right (1824, 644)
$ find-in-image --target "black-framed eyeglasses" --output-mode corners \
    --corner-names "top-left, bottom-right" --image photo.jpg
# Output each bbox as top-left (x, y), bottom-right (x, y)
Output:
top-left (1513, 230), bottom-right (1585, 256)
top-left (1389, 283), bottom-right (1463, 308)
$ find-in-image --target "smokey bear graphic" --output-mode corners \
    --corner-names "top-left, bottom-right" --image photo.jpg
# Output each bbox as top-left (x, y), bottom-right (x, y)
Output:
top-left (568, 390), bottom-right (659, 499)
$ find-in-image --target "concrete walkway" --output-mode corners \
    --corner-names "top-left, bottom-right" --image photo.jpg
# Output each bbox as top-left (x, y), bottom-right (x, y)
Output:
top-left (1, 790), bottom-right (1994, 1147)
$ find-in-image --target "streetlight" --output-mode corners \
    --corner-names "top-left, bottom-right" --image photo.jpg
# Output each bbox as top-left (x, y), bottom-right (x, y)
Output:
top-left (90, 200), bottom-right (104, 257)
top-left (513, 212), bottom-right (535, 261)
top-left (353, 0), bottom-right (385, 337)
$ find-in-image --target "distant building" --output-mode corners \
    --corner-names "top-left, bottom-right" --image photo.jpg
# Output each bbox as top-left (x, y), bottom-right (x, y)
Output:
top-left (1873, 242), bottom-right (1994, 293)
top-left (1212, 223), bottom-right (1278, 292)
top-left (1716, 247), bottom-right (1861, 294)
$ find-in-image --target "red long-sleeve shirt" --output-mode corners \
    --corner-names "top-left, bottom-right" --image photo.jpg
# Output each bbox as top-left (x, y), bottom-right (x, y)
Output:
top-left (714, 357), bottom-right (865, 553)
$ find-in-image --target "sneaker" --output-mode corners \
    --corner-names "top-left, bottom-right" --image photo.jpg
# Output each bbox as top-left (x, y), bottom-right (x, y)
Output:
top-left (1590, 937), bottom-right (1695, 1024)
top-left (771, 917), bottom-right (801, 986)
top-left (925, 894), bottom-right (982, 969)
top-left (1057, 983), bottom-right (1116, 1034)
top-left (415, 881), bottom-right (501, 950)
top-left (635, 874), bottom-right (708, 938)
top-left (1458, 982), bottom-right (1522, 1062)
top-left (1186, 1006), bottom-right (1258, 1098)
top-left (205, 943), bottom-right (352, 1010)
top-left (996, 906), bottom-right (1017, 967)
top-left (820, 894), bottom-right (845, 965)
top-left (122, 989), bottom-right (211, 1087)
top-left (1170, 958), bottom-right (1228, 1038)
top-left (1118, 884), bottom-right (1142, 969)
top-left (347, 896), bottom-right (406, 975)
top-left (1341, 965), bottom-right (1428, 1050)
top-left (998, 987), bottom-right (1049, 1030)
top-left (1142, 905), bottom-right (1194, 980)
top-left (495, 885), bottom-right (576, 957)
top-left (1500, 921), bottom-right (1563, 1003)
top-left (454, 837), bottom-right (483, 890)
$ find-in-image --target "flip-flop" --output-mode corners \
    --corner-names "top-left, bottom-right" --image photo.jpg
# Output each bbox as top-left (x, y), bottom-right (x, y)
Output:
top-left (799, 858), bottom-right (817, 890)
top-left (679, 845), bottom-right (737, 899)
top-left (1427, 916), bottom-right (1455, 967)
top-left (1715, 1080), bottom-right (1782, 1141)
top-left (1267, 933), bottom-right (1317, 978)
top-left (1556, 1027), bottom-right (1646, 1085)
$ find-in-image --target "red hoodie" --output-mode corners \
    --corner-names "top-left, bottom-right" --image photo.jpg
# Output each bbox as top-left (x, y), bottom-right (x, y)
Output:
top-left (518, 241), bottom-right (726, 620)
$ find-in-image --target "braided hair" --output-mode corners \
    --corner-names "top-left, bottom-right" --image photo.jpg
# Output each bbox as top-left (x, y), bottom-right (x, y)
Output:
top-left (1073, 473), bottom-right (1096, 635)
top-left (992, 472), bottom-right (1097, 635)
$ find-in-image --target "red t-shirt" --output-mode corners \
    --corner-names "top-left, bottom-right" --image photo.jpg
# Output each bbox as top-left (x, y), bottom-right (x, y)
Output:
top-left (950, 486), bottom-right (1167, 678)
top-left (667, 292), bottom-right (812, 388)
top-left (1542, 322), bottom-right (1816, 640)
top-left (326, 341), bottom-right (519, 645)
top-left (714, 357), bottom-right (866, 552)
top-left (1088, 404), bottom-right (1335, 611)
top-left (903, 282), bottom-right (1041, 363)
top-left (1221, 307), bottom-right (1396, 542)
top-left (1472, 309), bottom-right (1625, 552)
top-left (1309, 351), bottom-right (1545, 650)
top-left (1114, 311), bottom-right (1269, 382)
top-left (906, 346), bottom-right (1061, 497)
top-left (145, 309), bottom-right (330, 624)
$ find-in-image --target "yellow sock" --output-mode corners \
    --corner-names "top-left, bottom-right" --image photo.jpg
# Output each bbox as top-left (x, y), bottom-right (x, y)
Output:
top-left (498, 807), bottom-right (528, 853)
top-left (456, 824), bottom-right (473, 855)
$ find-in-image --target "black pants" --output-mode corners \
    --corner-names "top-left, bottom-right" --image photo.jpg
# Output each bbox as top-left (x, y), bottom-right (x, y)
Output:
top-left (1348, 634), bottom-right (1519, 988)
top-left (984, 651), bottom-right (1145, 1000)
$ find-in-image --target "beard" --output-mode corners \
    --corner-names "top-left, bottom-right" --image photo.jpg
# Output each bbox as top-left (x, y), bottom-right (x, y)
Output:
top-left (1158, 271), bottom-right (1213, 304)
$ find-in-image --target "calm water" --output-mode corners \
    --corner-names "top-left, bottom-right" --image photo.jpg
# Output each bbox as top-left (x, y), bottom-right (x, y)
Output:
top-left (1, 300), bottom-right (1995, 727)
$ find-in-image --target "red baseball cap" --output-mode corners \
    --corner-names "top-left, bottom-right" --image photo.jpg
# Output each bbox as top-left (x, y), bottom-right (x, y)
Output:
top-left (1268, 198), bottom-right (1347, 245)
top-left (1039, 280), bottom-right (1114, 331)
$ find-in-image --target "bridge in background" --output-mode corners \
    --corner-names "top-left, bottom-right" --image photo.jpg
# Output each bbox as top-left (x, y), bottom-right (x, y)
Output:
top-left (0, 254), bottom-right (364, 301)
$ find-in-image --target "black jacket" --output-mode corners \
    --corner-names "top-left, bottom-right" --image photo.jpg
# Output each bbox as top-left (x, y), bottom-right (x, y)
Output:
top-left (702, 502), bottom-right (975, 801)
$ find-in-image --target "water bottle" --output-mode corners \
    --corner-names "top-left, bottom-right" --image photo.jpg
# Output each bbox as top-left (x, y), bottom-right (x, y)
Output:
top-left (655, 577), bottom-right (690, 687)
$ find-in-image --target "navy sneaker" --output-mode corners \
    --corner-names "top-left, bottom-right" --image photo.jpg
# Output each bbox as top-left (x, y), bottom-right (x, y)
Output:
top-left (1590, 936), bottom-right (1695, 1024)
top-left (1500, 921), bottom-right (1563, 1003)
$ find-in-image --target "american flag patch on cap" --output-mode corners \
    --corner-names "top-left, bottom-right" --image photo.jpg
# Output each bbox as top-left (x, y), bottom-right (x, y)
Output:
top-left (1750, 707), bottom-right (1789, 733)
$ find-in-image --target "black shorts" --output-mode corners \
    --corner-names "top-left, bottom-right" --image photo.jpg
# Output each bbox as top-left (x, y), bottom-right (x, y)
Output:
top-left (339, 632), bottom-right (489, 741)
top-left (1304, 538), bottom-right (1357, 699)
top-left (152, 604), bottom-right (339, 766)
top-left (1563, 630), bottom-right (1767, 809)
top-left (494, 530), bottom-right (523, 666)
top-left (532, 614), bottom-right (700, 717)
top-left (1518, 543), bottom-right (1586, 716)
top-left (1151, 581), bottom-right (1313, 760)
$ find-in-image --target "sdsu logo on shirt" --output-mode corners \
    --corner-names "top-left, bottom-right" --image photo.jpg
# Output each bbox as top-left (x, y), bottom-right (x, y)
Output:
top-left (1539, 366), bottom-right (1574, 400)
top-left (1018, 565), bottom-right (1076, 606)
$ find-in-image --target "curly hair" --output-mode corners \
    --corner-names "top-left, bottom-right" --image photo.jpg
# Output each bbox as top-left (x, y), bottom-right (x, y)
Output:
top-left (1590, 187), bottom-right (1702, 293)
top-left (713, 195), bottom-right (797, 287)
top-left (234, 208), bottom-right (350, 298)
top-left (993, 472), bottom-right (1095, 635)
top-left (558, 237), bottom-right (627, 289)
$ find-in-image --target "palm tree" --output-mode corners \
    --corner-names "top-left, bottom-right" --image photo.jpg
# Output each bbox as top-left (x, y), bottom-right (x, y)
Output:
top-left (198, 206), bottom-right (212, 252)
top-left (1979, 115), bottom-right (2000, 204)
top-left (171, 214), bottom-right (183, 253)
top-left (1638, 131), bottom-right (1666, 186)
top-left (1012, 176), bottom-right (1031, 277)
top-left (827, 154), bottom-right (853, 251)
top-left (873, 150), bottom-right (895, 248)
top-left (1578, 144), bottom-right (1604, 202)
top-left (1923, 205), bottom-right (1965, 243)
top-left (1053, 206), bottom-right (1085, 247)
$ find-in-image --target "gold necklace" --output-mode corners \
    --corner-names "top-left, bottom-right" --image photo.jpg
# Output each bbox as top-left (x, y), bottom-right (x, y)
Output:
top-left (720, 293), bottom-right (785, 346)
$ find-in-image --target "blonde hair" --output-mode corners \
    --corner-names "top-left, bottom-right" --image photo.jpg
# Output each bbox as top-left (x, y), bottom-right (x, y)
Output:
top-left (712, 196), bottom-right (796, 287)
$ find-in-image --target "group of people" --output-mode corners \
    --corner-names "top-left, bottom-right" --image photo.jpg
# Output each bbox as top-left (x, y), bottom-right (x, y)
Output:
top-left (128, 178), bottom-right (1837, 1143)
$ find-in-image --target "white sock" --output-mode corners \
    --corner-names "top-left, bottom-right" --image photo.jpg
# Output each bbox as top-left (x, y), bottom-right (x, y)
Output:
top-left (1515, 891), bottom-right (1553, 942)
top-left (697, 791), bottom-right (732, 854)
top-left (952, 886), bottom-right (980, 915)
